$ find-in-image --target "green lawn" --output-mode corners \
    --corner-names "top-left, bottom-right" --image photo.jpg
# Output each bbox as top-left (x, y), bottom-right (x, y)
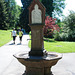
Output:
top-left (0, 30), bottom-right (12, 47)
top-left (28, 38), bottom-right (75, 53)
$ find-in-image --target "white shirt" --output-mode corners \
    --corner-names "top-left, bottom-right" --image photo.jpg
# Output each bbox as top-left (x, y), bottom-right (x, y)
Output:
top-left (12, 31), bottom-right (16, 36)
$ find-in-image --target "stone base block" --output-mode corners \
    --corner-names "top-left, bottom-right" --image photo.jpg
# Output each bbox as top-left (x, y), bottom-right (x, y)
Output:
top-left (14, 52), bottom-right (62, 75)
top-left (25, 67), bottom-right (44, 75)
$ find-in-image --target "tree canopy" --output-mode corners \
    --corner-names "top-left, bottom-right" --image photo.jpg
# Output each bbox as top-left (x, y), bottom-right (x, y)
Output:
top-left (63, 11), bottom-right (75, 41)
top-left (0, 0), bottom-right (8, 29)
top-left (53, 0), bottom-right (65, 17)
top-left (42, 0), bottom-right (54, 17)
top-left (6, 0), bottom-right (21, 29)
top-left (19, 0), bottom-right (32, 33)
top-left (0, 0), bottom-right (21, 30)
top-left (41, 0), bottom-right (65, 18)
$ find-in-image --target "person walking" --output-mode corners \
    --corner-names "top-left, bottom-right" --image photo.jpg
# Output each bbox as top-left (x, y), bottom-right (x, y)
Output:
top-left (19, 29), bottom-right (23, 44)
top-left (11, 28), bottom-right (17, 44)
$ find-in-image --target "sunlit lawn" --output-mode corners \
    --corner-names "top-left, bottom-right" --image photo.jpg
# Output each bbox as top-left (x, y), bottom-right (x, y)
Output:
top-left (0, 30), bottom-right (12, 47)
top-left (28, 38), bottom-right (75, 53)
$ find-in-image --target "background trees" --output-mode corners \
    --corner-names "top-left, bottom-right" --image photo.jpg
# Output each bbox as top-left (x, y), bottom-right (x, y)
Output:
top-left (5, 0), bottom-right (21, 29)
top-left (54, 11), bottom-right (75, 41)
top-left (42, 0), bottom-right (54, 17)
top-left (41, 0), bottom-right (65, 18)
top-left (62, 11), bottom-right (75, 41)
top-left (52, 0), bottom-right (65, 17)
top-left (0, 0), bottom-right (21, 30)
top-left (19, 0), bottom-right (32, 33)
top-left (0, 0), bottom-right (8, 30)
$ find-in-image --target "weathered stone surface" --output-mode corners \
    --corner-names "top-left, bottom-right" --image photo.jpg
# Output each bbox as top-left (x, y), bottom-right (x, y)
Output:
top-left (14, 0), bottom-right (62, 75)
top-left (14, 52), bottom-right (62, 75)
top-left (28, 0), bottom-right (46, 25)
top-left (29, 25), bottom-right (44, 56)
top-left (32, 4), bottom-right (42, 24)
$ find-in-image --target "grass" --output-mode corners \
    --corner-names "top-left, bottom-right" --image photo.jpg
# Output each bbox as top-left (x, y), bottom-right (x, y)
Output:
top-left (0, 30), bottom-right (12, 47)
top-left (28, 38), bottom-right (75, 53)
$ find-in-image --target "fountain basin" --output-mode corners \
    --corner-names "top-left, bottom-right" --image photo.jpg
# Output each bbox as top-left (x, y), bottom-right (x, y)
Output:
top-left (14, 52), bottom-right (62, 75)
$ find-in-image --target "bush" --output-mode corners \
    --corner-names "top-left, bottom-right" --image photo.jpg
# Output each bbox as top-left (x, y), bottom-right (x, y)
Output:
top-left (59, 33), bottom-right (68, 41)
top-left (44, 16), bottom-right (60, 38)
top-left (54, 31), bottom-right (70, 41)
top-left (54, 31), bottom-right (61, 41)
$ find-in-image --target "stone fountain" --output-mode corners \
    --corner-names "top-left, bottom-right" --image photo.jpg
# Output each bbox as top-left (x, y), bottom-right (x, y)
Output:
top-left (14, 0), bottom-right (62, 75)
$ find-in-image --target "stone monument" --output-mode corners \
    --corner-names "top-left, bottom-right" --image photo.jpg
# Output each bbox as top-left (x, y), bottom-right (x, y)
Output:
top-left (32, 4), bottom-right (42, 23)
top-left (14, 0), bottom-right (62, 75)
top-left (28, 0), bottom-right (46, 56)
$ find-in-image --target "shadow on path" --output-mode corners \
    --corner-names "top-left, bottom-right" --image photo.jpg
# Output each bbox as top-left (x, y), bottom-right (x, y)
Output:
top-left (17, 43), bottom-right (22, 45)
top-left (9, 43), bottom-right (14, 45)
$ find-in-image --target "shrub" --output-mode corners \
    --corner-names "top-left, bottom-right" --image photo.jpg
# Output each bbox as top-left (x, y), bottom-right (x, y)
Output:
top-left (54, 31), bottom-right (61, 41)
top-left (44, 16), bottom-right (60, 38)
top-left (63, 11), bottom-right (75, 41)
top-left (59, 33), bottom-right (68, 41)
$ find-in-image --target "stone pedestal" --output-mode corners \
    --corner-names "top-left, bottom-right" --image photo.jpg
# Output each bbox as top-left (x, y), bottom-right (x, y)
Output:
top-left (14, 52), bottom-right (62, 75)
top-left (28, 0), bottom-right (46, 56)
top-left (29, 25), bottom-right (44, 56)
top-left (13, 0), bottom-right (62, 75)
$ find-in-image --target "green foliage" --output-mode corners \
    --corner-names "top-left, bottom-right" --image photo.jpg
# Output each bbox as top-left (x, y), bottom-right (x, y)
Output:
top-left (14, 5), bottom-right (22, 29)
top-left (53, 31), bottom-right (61, 41)
top-left (53, 0), bottom-right (65, 17)
top-left (57, 22), bottom-right (65, 28)
top-left (19, 9), bottom-right (30, 33)
top-left (53, 22), bottom-right (65, 41)
top-left (62, 11), bottom-right (75, 41)
top-left (0, 0), bottom-right (21, 30)
top-left (20, 0), bottom-right (32, 33)
top-left (0, 30), bottom-right (12, 47)
top-left (0, 0), bottom-right (8, 29)
top-left (5, 0), bottom-right (21, 29)
top-left (54, 11), bottom-right (75, 41)
top-left (42, 0), bottom-right (54, 17)
top-left (41, 0), bottom-right (65, 19)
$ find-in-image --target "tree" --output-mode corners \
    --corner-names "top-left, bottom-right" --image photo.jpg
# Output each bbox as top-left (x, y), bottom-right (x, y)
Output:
top-left (41, 0), bottom-right (65, 18)
top-left (44, 16), bottom-right (60, 38)
top-left (0, 0), bottom-right (8, 30)
top-left (53, 0), bottom-right (65, 17)
top-left (14, 5), bottom-right (22, 29)
top-left (62, 11), bottom-right (75, 41)
top-left (5, 0), bottom-right (21, 29)
top-left (20, 0), bottom-right (32, 33)
top-left (42, 0), bottom-right (54, 17)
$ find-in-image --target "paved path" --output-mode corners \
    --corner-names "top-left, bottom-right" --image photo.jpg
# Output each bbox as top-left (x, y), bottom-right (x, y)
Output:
top-left (0, 35), bottom-right (30, 75)
top-left (52, 53), bottom-right (75, 75)
top-left (0, 35), bottom-right (75, 75)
